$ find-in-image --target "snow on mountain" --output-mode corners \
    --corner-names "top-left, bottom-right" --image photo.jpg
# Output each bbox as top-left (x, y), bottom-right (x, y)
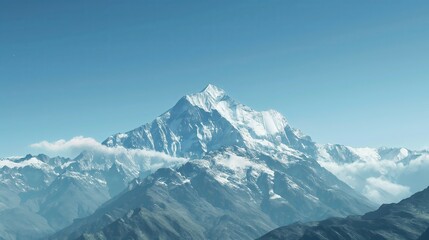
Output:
top-left (185, 84), bottom-right (287, 137)
top-left (0, 157), bottom-right (51, 170)
top-left (0, 154), bottom-right (68, 193)
top-left (103, 84), bottom-right (316, 158)
top-left (317, 144), bottom-right (429, 204)
top-left (0, 154), bottom-right (70, 239)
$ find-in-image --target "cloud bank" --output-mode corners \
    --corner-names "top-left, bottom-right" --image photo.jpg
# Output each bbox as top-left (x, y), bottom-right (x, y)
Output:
top-left (31, 136), bottom-right (101, 157)
top-left (318, 149), bottom-right (429, 205)
top-left (30, 136), bottom-right (187, 170)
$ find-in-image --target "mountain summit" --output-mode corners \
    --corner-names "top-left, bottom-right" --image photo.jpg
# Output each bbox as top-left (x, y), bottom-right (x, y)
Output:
top-left (103, 84), bottom-right (316, 158)
top-left (196, 84), bottom-right (227, 103)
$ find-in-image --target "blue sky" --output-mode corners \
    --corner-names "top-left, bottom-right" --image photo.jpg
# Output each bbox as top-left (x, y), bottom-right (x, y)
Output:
top-left (1, 1), bottom-right (429, 157)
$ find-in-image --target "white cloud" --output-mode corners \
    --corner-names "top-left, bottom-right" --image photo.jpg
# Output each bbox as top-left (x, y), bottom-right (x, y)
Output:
top-left (31, 136), bottom-right (101, 157)
top-left (319, 151), bottom-right (429, 205)
top-left (30, 136), bottom-right (187, 166)
top-left (363, 177), bottom-right (410, 205)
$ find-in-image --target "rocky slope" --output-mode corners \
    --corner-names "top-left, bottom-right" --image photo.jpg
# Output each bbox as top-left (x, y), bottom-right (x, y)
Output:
top-left (259, 186), bottom-right (429, 240)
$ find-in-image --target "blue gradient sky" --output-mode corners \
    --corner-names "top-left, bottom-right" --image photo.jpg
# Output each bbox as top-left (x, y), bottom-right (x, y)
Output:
top-left (1, 1), bottom-right (429, 157)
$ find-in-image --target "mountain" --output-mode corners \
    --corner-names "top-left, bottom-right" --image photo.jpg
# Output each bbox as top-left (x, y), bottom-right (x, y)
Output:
top-left (51, 85), bottom-right (374, 240)
top-left (0, 149), bottom-right (185, 240)
top-left (0, 154), bottom-right (69, 239)
top-left (258, 186), bottom-right (429, 240)
top-left (103, 84), bottom-right (316, 158)
top-left (317, 144), bottom-right (429, 204)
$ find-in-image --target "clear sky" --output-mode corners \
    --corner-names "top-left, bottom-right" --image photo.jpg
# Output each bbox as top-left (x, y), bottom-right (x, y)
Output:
top-left (1, 1), bottom-right (429, 157)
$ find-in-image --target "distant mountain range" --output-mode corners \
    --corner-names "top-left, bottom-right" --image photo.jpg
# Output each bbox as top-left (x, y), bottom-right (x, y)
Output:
top-left (0, 84), bottom-right (427, 239)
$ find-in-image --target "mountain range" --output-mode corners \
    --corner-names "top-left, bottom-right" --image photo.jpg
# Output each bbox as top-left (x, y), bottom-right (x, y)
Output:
top-left (0, 148), bottom-right (184, 239)
top-left (0, 84), bottom-right (427, 239)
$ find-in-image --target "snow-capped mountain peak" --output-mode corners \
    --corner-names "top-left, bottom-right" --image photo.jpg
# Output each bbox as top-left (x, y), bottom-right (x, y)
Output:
top-left (201, 83), bottom-right (226, 99)
top-left (184, 84), bottom-right (228, 112)
top-left (185, 85), bottom-right (288, 136)
top-left (103, 84), bottom-right (316, 158)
